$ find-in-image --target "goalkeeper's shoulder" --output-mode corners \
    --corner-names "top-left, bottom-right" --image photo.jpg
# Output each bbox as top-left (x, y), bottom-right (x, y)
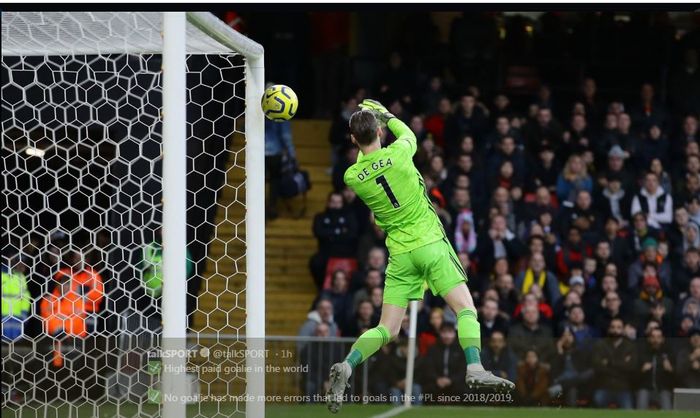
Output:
top-left (343, 163), bottom-right (359, 187)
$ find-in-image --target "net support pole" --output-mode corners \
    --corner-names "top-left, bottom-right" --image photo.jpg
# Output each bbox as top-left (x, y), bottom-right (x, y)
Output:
top-left (403, 300), bottom-right (419, 407)
top-left (245, 54), bottom-right (266, 417)
top-left (161, 11), bottom-right (188, 418)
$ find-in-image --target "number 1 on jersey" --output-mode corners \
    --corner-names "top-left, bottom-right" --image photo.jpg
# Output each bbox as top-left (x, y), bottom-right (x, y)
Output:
top-left (376, 175), bottom-right (400, 208)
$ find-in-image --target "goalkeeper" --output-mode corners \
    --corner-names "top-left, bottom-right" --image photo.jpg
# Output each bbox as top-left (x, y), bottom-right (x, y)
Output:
top-left (326, 100), bottom-right (514, 413)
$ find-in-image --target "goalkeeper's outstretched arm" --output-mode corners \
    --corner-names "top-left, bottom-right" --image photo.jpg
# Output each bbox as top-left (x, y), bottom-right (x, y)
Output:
top-left (358, 99), bottom-right (417, 156)
top-left (386, 117), bottom-right (417, 156)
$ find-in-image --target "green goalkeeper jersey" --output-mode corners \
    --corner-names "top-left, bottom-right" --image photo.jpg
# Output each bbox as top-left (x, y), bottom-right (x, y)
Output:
top-left (344, 118), bottom-right (445, 255)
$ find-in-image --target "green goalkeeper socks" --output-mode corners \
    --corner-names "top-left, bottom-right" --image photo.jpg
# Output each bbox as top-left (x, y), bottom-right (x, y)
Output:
top-left (344, 324), bottom-right (391, 369)
top-left (344, 310), bottom-right (481, 369)
top-left (457, 308), bottom-right (482, 366)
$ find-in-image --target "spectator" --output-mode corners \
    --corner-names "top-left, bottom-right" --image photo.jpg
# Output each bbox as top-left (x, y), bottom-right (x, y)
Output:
top-left (559, 190), bottom-right (601, 244)
top-left (484, 115), bottom-right (521, 157)
top-left (264, 116), bottom-right (296, 219)
top-left (688, 195), bottom-right (700, 226)
top-left (369, 287), bottom-right (383, 324)
top-left (494, 272), bottom-right (519, 316)
top-left (595, 290), bottom-right (628, 332)
top-left (409, 115), bottom-right (428, 142)
top-left (676, 329), bottom-right (700, 387)
top-left (555, 226), bottom-right (592, 282)
top-left (378, 51), bottom-right (413, 108)
top-left (516, 253), bottom-right (561, 305)
top-left (347, 299), bottom-right (377, 337)
top-left (513, 289), bottom-right (554, 322)
top-left (630, 172), bottom-right (673, 229)
top-left (562, 113), bottom-right (593, 157)
top-left (1, 253), bottom-right (31, 341)
top-left (351, 246), bottom-right (387, 292)
top-left (342, 185), bottom-right (371, 235)
top-left (320, 269), bottom-right (352, 333)
top-left (298, 298), bottom-right (339, 353)
top-left (479, 298), bottom-right (510, 340)
top-left (597, 174), bottom-right (632, 228)
top-left (414, 134), bottom-right (442, 170)
top-left (420, 323), bottom-right (467, 402)
top-left (332, 146), bottom-right (359, 192)
top-left (671, 248), bottom-right (700, 300)
top-left (329, 96), bottom-right (358, 163)
top-left (548, 327), bottom-right (594, 406)
top-left (627, 238), bottom-right (672, 295)
top-left (424, 97), bottom-right (452, 147)
top-left (516, 349), bottom-right (551, 406)
top-left (636, 328), bottom-right (674, 409)
top-left (486, 136), bottom-right (527, 186)
top-left (530, 145), bottom-right (559, 192)
top-left (426, 154), bottom-right (448, 186)
top-left (556, 154), bottom-right (592, 206)
top-left (553, 289), bottom-right (582, 325)
top-left (578, 77), bottom-right (605, 128)
top-left (454, 211), bottom-right (477, 254)
top-left (301, 322), bottom-right (344, 398)
top-left (309, 192), bottom-right (359, 289)
top-left (559, 304), bottom-right (598, 348)
top-left (481, 330), bottom-right (517, 382)
top-left (635, 125), bottom-right (670, 171)
top-left (668, 46), bottom-right (700, 115)
top-left (476, 214), bottom-right (524, 273)
top-left (525, 107), bottom-right (564, 155)
top-left (141, 228), bottom-right (194, 299)
top-left (668, 206), bottom-right (694, 261)
top-left (418, 307), bottom-right (444, 356)
top-left (632, 275), bottom-right (674, 330)
top-left (599, 144), bottom-right (635, 193)
top-left (352, 268), bottom-right (383, 311)
top-left (679, 277), bottom-right (700, 331)
top-left (673, 114), bottom-right (700, 161)
top-left (386, 338), bottom-right (422, 405)
top-left (592, 318), bottom-right (637, 409)
top-left (421, 76), bottom-right (446, 116)
top-left (628, 212), bottom-right (662, 255)
top-left (509, 303), bottom-right (555, 363)
top-left (444, 94), bottom-right (488, 154)
top-left (630, 83), bottom-right (668, 133)
top-left (649, 158), bottom-right (673, 196)
top-left (491, 93), bottom-right (515, 121)
top-left (40, 250), bottom-right (104, 367)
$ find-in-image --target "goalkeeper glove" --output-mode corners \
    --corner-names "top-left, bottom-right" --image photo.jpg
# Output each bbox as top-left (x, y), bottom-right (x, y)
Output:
top-left (359, 99), bottom-right (395, 124)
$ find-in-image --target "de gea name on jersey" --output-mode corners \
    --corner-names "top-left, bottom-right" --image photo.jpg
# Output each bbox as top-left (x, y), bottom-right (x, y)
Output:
top-left (356, 158), bottom-right (393, 182)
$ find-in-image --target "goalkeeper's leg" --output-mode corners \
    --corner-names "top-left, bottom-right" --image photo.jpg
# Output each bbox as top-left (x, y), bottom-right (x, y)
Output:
top-left (326, 303), bottom-right (405, 413)
top-left (444, 283), bottom-right (515, 392)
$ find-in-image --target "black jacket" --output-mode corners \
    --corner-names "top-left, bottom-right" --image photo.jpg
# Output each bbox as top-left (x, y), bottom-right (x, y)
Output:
top-left (420, 341), bottom-right (467, 396)
top-left (313, 208), bottom-right (359, 258)
top-left (592, 337), bottom-right (637, 391)
top-left (637, 343), bottom-right (675, 391)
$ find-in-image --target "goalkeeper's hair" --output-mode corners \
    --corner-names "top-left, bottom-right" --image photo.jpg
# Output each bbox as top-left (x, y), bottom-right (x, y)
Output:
top-left (349, 110), bottom-right (379, 146)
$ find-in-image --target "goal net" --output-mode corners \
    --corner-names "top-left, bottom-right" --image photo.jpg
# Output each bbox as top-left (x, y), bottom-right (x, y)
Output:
top-left (2, 12), bottom-right (265, 418)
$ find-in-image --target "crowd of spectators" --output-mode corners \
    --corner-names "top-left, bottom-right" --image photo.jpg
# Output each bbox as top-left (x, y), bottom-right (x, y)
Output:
top-left (302, 30), bottom-right (700, 407)
top-left (2, 229), bottom-right (194, 365)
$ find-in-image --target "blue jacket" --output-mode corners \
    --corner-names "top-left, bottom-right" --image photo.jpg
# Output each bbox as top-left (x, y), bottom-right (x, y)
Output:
top-left (265, 119), bottom-right (296, 159)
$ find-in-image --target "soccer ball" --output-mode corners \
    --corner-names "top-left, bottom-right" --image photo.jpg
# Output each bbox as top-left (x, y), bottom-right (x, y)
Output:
top-left (261, 84), bottom-right (298, 121)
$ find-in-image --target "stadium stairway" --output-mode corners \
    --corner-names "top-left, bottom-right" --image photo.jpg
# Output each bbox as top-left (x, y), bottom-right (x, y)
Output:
top-left (193, 120), bottom-right (332, 337)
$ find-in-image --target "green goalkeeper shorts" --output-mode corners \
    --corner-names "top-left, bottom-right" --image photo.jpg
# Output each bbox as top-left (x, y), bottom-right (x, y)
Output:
top-left (383, 238), bottom-right (468, 308)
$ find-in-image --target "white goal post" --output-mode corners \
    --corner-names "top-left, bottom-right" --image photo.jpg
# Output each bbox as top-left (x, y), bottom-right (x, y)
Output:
top-left (2, 11), bottom-right (265, 418)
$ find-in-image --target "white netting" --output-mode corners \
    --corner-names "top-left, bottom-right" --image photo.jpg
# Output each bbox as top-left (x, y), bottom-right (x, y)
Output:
top-left (1, 12), bottom-right (234, 55)
top-left (2, 11), bottom-right (251, 417)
